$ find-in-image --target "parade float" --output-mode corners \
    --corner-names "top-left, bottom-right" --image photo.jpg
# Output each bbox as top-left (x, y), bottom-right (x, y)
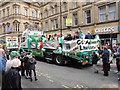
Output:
top-left (20, 28), bottom-right (100, 65)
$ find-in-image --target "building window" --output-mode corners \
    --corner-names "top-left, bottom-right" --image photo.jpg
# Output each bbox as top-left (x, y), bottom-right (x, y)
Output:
top-left (24, 8), bottom-right (28, 16)
top-left (55, 5), bottom-right (58, 14)
top-left (99, 6), bottom-right (106, 22)
top-left (55, 19), bottom-right (58, 29)
top-left (45, 9), bottom-right (48, 17)
top-left (35, 10), bottom-right (38, 18)
top-left (14, 23), bottom-right (20, 32)
top-left (24, 24), bottom-right (28, 30)
top-left (73, 13), bottom-right (78, 26)
top-left (73, 0), bottom-right (78, 8)
top-left (85, 10), bottom-right (91, 24)
top-left (32, 9), bottom-right (38, 18)
top-left (13, 6), bottom-right (20, 14)
top-left (51, 7), bottom-right (54, 15)
top-left (51, 20), bottom-right (55, 30)
top-left (108, 3), bottom-right (116, 20)
top-left (3, 9), bottom-right (5, 17)
top-left (63, 2), bottom-right (67, 11)
top-left (86, 0), bottom-right (91, 4)
top-left (45, 22), bottom-right (49, 31)
top-left (63, 16), bottom-right (67, 27)
top-left (7, 7), bottom-right (10, 16)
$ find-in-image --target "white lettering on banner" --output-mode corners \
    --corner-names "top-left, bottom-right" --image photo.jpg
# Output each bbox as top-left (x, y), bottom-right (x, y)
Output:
top-left (95, 27), bottom-right (114, 33)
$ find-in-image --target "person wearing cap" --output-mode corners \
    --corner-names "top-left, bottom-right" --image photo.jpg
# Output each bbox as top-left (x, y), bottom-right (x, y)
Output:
top-left (102, 46), bottom-right (110, 76)
top-left (3, 51), bottom-right (22, 89)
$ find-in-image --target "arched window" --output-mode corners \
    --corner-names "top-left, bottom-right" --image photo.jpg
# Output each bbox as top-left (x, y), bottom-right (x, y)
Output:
top-left (45, 9), bottom-right (48, 17)
top-left (63, 2), bottom-right (67, 11)
top-left (13, 20), bottom-right (20, 32)
top-left (51, 6), bottom-right (54, 15)
top-left (55, 5), bottom-right (58, 14)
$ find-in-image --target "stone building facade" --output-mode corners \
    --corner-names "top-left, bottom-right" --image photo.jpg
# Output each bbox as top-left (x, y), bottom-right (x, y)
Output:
top-left (0, 0), bottom-right (120, 46)
top-left (0, 1), bottom-right (41, 42)
top-left (40, 0), bottom-right (120, 46)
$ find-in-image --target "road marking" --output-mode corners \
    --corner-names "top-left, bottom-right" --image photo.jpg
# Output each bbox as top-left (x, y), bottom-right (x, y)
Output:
top-left (46, 76), bottom-right (51, 78)
top-left (62, 85), bottom-right (70, 88)
top-left (48, 79), bottom-right (54, 82)
top-left (76, 85), bottom-right (81, 88)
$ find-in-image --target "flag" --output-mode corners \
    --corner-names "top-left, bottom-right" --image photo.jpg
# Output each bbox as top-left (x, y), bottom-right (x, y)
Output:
top-left (79, 31), bottom-right (85, 39)
top-left (95, 33), bottom-right (101, 42)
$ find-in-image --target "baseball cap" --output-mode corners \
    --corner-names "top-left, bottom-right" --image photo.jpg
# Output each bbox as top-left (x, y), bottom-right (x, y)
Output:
top-left (10, 51), bottom-right (20, 58)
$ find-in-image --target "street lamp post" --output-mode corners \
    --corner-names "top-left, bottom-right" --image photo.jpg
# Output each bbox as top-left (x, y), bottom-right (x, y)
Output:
top-left (60, 0), bottom-right (62, 36)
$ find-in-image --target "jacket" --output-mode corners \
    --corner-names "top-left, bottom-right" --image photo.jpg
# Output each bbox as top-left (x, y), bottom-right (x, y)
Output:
top-left (4, 67), bottom-right (22, 89)
top-left (28, 58), bottom-right (37, 70)
top-left (102, 49), bottom-right (110, 63)
top-left (85, 33), bottom-right (94, 39)
top-left (92, 54), bottom-right (98, 64)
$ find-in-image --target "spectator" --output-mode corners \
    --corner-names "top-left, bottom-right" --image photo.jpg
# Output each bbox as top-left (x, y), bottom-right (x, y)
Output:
top-left (102, 46), bottom-right (110, 76)
top-left (4, 51), bottom-right (21, 89)
top-left (28, 56), bottom-right (38, 82)
top-left (0, 44), bottom-right (6, 89)
top-left (115, 43), bottom-right (120, 81)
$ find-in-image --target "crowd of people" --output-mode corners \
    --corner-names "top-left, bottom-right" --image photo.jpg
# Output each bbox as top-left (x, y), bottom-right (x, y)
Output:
top-left (0, 44), bottom-right (37, 89)
top-left (91, 43), bottom-right (120, 80)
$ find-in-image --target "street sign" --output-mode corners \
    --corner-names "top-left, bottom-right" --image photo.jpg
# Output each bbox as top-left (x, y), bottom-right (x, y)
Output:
top-left (66, 18), bottom-right (72, 27)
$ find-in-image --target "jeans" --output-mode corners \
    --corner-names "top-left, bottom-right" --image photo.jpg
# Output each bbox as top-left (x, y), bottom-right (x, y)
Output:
top-left (0, 55), bottom-right (6, 72)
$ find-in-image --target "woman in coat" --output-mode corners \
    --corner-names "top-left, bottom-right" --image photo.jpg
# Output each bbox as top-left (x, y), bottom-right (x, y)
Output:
top-left (102, 46), bottom-right (110, 76)
top-left (28, 57), bottom-right (38, 82)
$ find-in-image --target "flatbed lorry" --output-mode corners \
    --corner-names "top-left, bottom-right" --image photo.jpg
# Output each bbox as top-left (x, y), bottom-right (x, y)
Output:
top-left (20, 29), bottom-right (100, 65)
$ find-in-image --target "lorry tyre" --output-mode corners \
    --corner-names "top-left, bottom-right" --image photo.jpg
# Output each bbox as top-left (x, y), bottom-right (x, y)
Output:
top-left (55, 55), bottom-right (64, 65)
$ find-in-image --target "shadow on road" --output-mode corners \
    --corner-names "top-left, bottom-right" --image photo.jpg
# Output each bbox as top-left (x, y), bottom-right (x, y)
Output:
top-left (35, 56), bottom-right (92, 70)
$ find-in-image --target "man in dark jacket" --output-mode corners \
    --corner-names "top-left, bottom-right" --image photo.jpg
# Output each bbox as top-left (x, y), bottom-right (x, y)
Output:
top-left (102, 46), bottom-right (110, 76)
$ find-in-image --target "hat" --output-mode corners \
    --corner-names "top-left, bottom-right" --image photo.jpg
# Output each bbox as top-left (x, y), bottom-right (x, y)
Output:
top-left (10, 51), bottom-right (20, 58)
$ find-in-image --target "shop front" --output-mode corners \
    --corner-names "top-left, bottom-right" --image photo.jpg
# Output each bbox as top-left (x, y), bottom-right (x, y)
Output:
top-left (95, 26), bottom-right (119, 47)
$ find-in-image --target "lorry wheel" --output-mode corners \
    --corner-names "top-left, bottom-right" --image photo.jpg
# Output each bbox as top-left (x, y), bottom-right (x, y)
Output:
top-left (55, 55), bottom-right (64, 65)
